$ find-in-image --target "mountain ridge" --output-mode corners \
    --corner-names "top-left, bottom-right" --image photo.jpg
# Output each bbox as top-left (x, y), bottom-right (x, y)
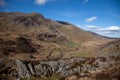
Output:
top-left (0, 12), bottom-right (115, 59)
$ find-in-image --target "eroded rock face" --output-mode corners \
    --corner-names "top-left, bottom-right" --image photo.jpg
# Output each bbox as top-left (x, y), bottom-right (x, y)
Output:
top-left (0, 39), bottom-right (16, 55)
top-left (16, 37), bottom-right (36, 53)
top-left (0, 37), bottom-right (37, 55)
top-left (0, 53), bottom-right (120, 80)
top-left (13, 55), bottom-right (120, 80)
top-left (16, 59), bottom-right (30, 78)
top-left (1, 12), bottom-right (46, 27)
top-left (0, 59), bottom-right (18, 78)
top-left (37, 32), bottom-right (68, 43)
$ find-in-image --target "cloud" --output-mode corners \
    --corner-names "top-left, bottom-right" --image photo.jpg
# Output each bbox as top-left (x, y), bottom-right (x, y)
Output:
top-left (34, 0), bottom-right (53, 5)
top-left (86, 16), bottom-right (97, 22)
top-left (104, 26), bottom-right (120, 34)
top-left (86, 25), bottom-right (99, 29)
top-left (85, 25), bottom-right (120, 37)
top-left (85, 25), bottom-right (120, 35)
top-left (105, 26), bottom-right (120, 31)
top-left (0, 0), bottom-right (6, 7)
top-left (76, 25), bottom-right (82, 27)
top-left (86, 25), bottom-right (120, 31)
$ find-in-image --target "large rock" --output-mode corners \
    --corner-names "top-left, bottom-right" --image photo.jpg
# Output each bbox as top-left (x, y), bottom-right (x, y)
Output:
top-left (0, 55), bottom-right (119, 80)
top-left (16, 59), bottom-right (30, 79)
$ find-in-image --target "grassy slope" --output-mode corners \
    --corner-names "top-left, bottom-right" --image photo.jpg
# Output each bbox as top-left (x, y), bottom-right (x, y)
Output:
top-left (0, 12), bottom-right (113, 60)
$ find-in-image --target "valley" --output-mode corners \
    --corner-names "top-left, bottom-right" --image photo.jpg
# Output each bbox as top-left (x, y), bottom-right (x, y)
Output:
top-left (0, 12), bottom-right (120, 80)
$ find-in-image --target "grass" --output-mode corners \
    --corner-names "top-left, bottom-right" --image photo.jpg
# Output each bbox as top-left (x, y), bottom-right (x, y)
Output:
top-left (0, 75), bottom-right (16, 80)
top-left (73, 52), bottom-right (91, 57)
top-left (75, 53), bottom-right (87, 57)
top-left (67, 41), bottom-right (79, 48)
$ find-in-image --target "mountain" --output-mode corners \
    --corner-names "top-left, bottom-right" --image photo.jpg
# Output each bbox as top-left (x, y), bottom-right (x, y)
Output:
top-left (0, 12), bottom-right (120, 80)
top-left (0, 12), bottom-right (113, 60)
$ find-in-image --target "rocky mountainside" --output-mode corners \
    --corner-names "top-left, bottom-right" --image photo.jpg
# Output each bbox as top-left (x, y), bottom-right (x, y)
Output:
top-left (0, 12), bottom-right (108, 43)
top-left (0, 12), bottom-right (119, 80)
top-left (97, 39), bottom-right (120, 57)
top-left (0, 12), bottom-right (112, 59)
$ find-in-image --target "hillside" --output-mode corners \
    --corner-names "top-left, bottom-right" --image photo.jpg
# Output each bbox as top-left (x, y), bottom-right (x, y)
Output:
top-left (0, 12), bottom-right (120, 80)
top-left (0, 12), bottom-right (113, 60)
top-left (97, 39), bottom-right (120, 57)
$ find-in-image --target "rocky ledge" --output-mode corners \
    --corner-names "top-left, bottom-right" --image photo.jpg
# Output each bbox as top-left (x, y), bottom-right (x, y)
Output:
top-left (0, 54), bottom-right (120, 80)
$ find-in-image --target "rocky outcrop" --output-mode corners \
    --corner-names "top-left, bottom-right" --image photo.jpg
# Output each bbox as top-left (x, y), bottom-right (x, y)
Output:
top-left (0, 37), bottom-right (36, 55)
top-left (16, 37), bottom-right (36, 53)
top-left (0, 12), bottom-right (45, 27)
top-left (16, 59), bottom-right (30, 79)
top-left (98, 39), bottom-right (120, 55)
top-left (37, 32), bottom-right (69, 44)
top-left (0, 39), bottom-right (16, 55)
top-left (0, 54), bottom-right (117, 80)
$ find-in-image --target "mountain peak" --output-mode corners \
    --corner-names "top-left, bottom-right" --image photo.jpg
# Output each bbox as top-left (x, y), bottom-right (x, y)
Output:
top-left (0, 12), bottom-right (45, 27)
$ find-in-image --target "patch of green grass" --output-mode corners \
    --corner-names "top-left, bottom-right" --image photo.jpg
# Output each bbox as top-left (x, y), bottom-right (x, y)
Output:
top-left (20, 77), bottom-right (28, 80)
top-left (68, 41), bottom-right (78, 47)
top-left (20, 73), bottom-right (61, 80)
top-left (73, 52), bottom-right (90, 57)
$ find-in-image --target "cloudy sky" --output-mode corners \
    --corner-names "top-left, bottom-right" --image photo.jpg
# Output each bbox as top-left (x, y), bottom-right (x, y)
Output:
top-left (0, 0), bottom-right (120, 38)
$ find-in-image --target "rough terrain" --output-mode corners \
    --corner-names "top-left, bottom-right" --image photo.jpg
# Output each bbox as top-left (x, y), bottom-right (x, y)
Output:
top-left (0, 12), bottom-right (119, 80)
